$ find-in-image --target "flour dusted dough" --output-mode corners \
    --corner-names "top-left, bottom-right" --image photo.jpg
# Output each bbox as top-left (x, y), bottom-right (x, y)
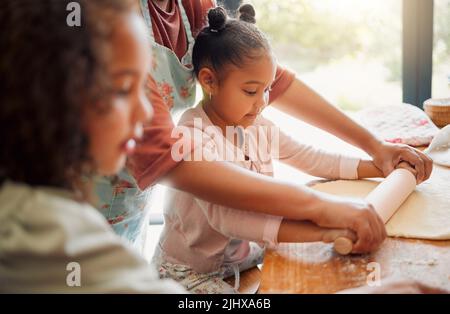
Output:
top-left (311, 165), bottom-right (450, 240)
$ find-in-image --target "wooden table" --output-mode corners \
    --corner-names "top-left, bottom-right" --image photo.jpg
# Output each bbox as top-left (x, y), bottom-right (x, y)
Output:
top-left (259, 239), bottom-right (450, 293)
top-left (260, 163), bottom-right (450, 294)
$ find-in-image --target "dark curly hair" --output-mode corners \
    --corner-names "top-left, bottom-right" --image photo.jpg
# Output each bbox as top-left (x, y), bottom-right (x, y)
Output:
top-left (0, 0), bottom-right (137, 192)
top-left (192, 4), bottom-right (271, 79)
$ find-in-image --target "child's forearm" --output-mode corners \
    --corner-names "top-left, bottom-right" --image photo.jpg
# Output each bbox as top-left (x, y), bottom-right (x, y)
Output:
top-left (277, 219), bottom-right (356, 243)
top-left (357, 159), bottom-right (384, 179)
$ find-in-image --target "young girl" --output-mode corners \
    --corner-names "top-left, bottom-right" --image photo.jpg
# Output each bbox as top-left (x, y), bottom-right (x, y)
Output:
top-left (98, 0), bottom-right (432, 258)
top-left (152, 5), bottom-right (394, 294)
top-left (0, 0), bottom-right (184, 293)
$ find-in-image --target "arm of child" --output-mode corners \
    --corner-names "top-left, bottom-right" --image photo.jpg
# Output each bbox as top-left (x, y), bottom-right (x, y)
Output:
top-left (357, 159), bottom-right (419, 179)
top-left (195, 198), bottom-right (283, 246)
top-left (357, 159), bottom-right (384, 178)
top-left (196, 198), bottom-right (357, 247)
top-left (277, 219), bottom-right (357, 244)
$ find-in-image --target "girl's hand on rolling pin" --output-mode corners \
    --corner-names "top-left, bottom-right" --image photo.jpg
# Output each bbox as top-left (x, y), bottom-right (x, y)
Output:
top-left (315, 195), bottom-right (387, 253)
top-left (395, 161), bottom-right (419, 181)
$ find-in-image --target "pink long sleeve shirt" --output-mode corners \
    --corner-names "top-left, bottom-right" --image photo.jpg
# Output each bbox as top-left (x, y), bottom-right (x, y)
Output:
top-left (155, 106), bottom-right (360, 273)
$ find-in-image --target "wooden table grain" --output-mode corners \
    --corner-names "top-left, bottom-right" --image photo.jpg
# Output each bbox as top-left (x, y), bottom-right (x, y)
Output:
top-left (259, 238), bottom-right (450, 293)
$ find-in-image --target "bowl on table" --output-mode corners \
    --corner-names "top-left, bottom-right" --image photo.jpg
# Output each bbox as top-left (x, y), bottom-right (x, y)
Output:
top-left (424, 98), bottom-right (450, 128)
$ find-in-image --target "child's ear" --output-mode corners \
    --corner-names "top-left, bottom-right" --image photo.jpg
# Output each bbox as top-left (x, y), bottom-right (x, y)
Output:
top-left (198, 67), bottom-right (218, 95)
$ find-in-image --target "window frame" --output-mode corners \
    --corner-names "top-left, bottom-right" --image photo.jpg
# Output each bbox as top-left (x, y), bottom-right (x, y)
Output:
top-left (403, 0), bottom-right (434, 108)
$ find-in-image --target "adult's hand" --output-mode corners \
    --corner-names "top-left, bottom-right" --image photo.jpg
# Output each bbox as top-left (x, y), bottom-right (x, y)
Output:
top-left (370, 141), bottom-right (433, 184)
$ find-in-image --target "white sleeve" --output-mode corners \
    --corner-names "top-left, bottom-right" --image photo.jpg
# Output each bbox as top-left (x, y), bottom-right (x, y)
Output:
top-left (195, 199), bottom-right (282, 247)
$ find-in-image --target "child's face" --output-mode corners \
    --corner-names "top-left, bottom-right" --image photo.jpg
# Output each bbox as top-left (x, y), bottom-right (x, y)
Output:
top-left (209, 53), bottom-right (276, 128)
top-left (84, 13), bottom-right (152, 176)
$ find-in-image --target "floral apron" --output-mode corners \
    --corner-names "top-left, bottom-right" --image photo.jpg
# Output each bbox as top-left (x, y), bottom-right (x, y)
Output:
top-left (95, 0), bottom-right (197, 252)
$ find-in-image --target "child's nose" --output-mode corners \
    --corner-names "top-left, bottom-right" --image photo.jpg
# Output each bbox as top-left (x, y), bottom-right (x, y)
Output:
top-left (256, 91), bottom-right (269, 111)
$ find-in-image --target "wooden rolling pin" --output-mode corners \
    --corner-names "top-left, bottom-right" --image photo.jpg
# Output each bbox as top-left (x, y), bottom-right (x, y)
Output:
top-left (333, 168), bottom-right (417, 255)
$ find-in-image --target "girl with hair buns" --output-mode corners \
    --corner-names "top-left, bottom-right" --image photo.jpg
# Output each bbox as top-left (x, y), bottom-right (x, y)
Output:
top-left (96, 0), bottom-right (431, 262)
top-left (151, 5), bottom-right (395, 294)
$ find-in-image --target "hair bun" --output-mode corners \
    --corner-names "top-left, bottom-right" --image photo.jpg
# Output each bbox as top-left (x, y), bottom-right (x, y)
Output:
top-left (238, 4), bottom-right (256, 24)
top-left (208, 7), bottom-right (227, 32)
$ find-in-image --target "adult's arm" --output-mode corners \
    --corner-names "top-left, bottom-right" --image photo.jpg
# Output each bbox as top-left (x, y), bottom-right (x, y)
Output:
top-left (271, 79), bottom-right (433, 183)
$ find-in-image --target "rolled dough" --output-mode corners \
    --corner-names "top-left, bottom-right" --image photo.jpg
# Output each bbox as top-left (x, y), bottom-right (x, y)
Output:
top-left (311, 165), bottom-right (450, 240)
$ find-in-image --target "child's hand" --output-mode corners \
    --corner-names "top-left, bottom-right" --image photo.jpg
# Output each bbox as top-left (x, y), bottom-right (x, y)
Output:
top-left (395, 161), bottom-right (418, 182)
top-left (315, 196), bottom-right (387, 254)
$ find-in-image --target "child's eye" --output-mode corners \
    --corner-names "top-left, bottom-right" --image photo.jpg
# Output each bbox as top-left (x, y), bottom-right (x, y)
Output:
top-left (243, 90), bottom-right (257, 96)
top-left (114, 78), bottom-right (134, 97)
top-left (115, 88), bottom-right (132, 97)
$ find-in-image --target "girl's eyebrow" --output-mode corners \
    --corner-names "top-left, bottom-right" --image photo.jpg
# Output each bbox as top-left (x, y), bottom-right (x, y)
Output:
top-left (243, 80), bottom-right (265, 85)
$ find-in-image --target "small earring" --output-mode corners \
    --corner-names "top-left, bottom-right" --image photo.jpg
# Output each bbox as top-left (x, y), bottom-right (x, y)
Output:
top-left (209, 92), bottom-right (212, 100)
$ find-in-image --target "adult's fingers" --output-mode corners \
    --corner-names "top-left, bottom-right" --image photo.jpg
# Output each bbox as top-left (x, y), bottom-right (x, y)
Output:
top-left (364, 207), bottom-right (386, 252)
top-left (351, 206), bottom-right (386, 253)
top-left (352, 220), bottom-right (373, 253)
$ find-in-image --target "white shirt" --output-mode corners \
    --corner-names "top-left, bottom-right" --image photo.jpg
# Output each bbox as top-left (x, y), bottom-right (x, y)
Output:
top-left (0, 181), bottom-right (185, 293)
